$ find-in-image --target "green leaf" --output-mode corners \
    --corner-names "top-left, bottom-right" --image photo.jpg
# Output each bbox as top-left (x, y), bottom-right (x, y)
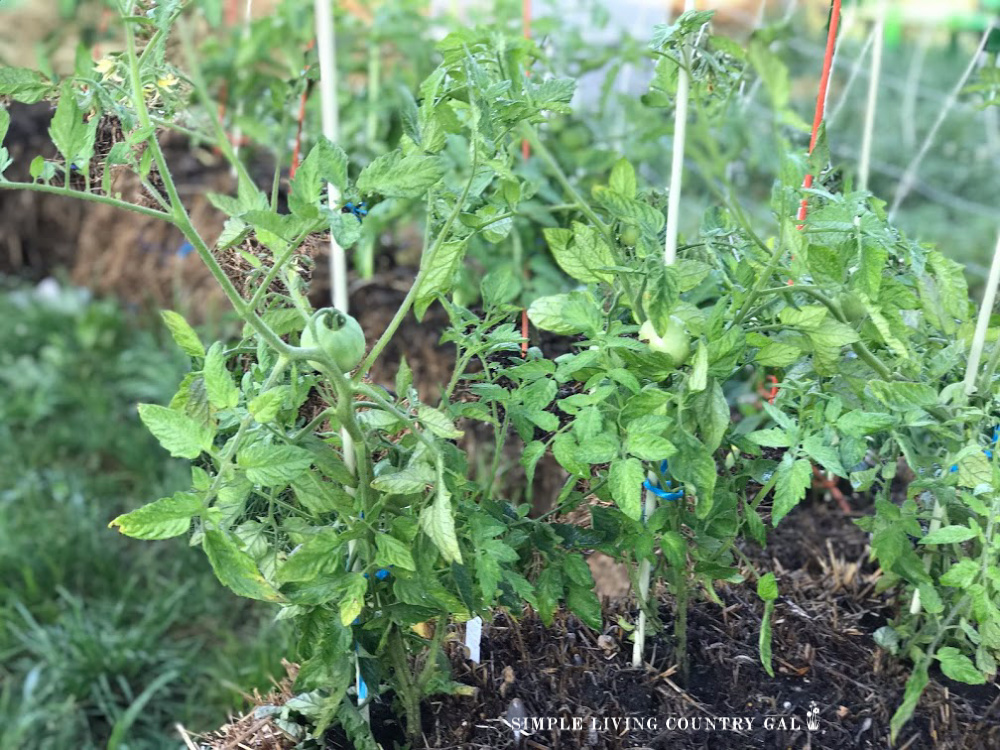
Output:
top-left (940, 559), bottom-right (979, 588)
top-left (802, 434), bottom-right (846, 476)
top-left (754, 341), bottom-right (801, 367)
top-left (339, 573), bottom-right (368, 627)
top-left (375, 534), bottom-right (417, 572)
top-left (919, 525), bottom-right (978, 545)
top-left (417, 405), bottom-right (464, 439)
top-left (415, 240), bottom-right (466, 319)
top-left (566, 582), bottom-right (602, 630)
top-left (609, 158), bottom-right (637, 199)
top-left (109, 492), bottom-right (201, 540)
top-left (370, 464), bottom-right (434, 494)
top-left (866, 381), bottom-right (938, 410)
top-left (527, 292), bottom-right (602, 336)
top-left (957, 451), bottom-right (991, 489)
top-left (625, 433), bottom-right (676, 462)
top-left (237, 443), bottom-right (313, 485)
top-left (759, 599), bottom-right (775, 677)
top-left (49, 82), bottom-right (94, 166)
top-left (161, 310), bottom-right (205, 357)
top-left (835, 410), bottom-right (897, 437)
top-left (806, 320), bottom-right (859, 375)
top-left (688, 343), bottom-right (708, 392)
top-left (138, 404), bottom-right (214, 459)
top-left (203, 343), bottom-right (240, 410)
top-left (544, 222), bottom-right (616, 284)
top-left (747, 428), bottom-right (792, 448)
top-left (692, 380), bottom-right (729, 453)
top-left (937, 647), bottom-right (987, 685)
top-left (890, 661), bottom-right (928, 743)
top-left (248, 387), bottom-right (288, 424)
top-left (856, 239), bottom-right (886, 299)
top-left (0, 66), bottom-right (51, 103)
top-left (772, 456), bottom-right (811, 525)
top-left (203, 530), bottom-right (282, 602)
top-left (609, 458), bottom-right (645, 520)
top-left (420, 487), bottom-right (463, 563)
top-left (757, 572), bottom-right (779, 601)
top-left (277, 531), bottom-right (342, 582)
top-left (356, 150), bottom-right (443, 198)
top-left (0, 108), bottom-right (9, 146)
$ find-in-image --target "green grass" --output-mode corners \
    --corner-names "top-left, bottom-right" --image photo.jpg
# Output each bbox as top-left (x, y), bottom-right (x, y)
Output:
top-left (0, 279), bottom-right (290, 749)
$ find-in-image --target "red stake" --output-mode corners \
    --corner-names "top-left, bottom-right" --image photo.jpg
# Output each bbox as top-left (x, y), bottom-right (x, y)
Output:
top-left (797, 0), bottom-right (842, 228)
top-left (290, 40), bottom-right (318, 182)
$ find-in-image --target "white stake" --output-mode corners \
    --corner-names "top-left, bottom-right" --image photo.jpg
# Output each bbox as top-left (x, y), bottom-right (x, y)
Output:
top-left (663, 0), bottom-right (695, 266)
top-left (314, 0), bottom-right (363, 713)
top-left (964, 230), bottom-right (1000, 396)
top-left (858, 0), bottom-right (885, 192)
top-left (635, 0), bottom-right (695, 671)
top-left (889, 26), bottom-right (993, 221)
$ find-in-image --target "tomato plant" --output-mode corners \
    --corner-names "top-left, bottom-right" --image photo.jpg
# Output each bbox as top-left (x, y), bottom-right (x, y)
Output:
top-left (2, 3), bottom-right (999, 745)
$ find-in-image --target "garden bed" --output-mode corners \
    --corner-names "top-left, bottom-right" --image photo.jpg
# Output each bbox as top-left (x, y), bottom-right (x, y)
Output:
top-left (200, 498), bottom-right (1000, 750)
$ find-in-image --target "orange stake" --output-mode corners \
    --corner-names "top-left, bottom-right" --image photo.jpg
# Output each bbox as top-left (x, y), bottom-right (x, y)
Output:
top-left (797, 0), bottom-right (842, 228)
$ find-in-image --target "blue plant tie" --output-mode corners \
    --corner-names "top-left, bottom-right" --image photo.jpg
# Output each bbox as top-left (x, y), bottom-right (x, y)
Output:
top-left (342, 201), bottom-right (368, 222)
top-left (176, 241), bottom-right (194, 258)
top-left (949, 426), bottom-right (999, 472)
top-left (643, 459), bottom-right (684, 502)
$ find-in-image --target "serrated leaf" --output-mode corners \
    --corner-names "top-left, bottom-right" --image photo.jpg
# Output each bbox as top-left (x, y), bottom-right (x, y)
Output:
top-left (919, 525), bottom-right (977, 545)
top-left (543, 222), bottom-right (615, 284)
top-left (356, 150), bottom-right (443, 198)
top-left (415, 240), bottom-right (466, 319)
top-left (754, 341), bottom-right (801, 367)
top-left (161, 310), bottom-right (205, 357)
top-left (370, 464), bottom-right (434, 494)
top-left (277, 531), bottom-right (343, 582)
top-left (609, 158), bottom-right (637, 199)
top-left (835, 410), bottom-right (897, 437)
top-left (203, 530), bottom-right (282, 602)
top-left (802, 434), bottom-right (846, 476)
top-left (937, 647), bottom-right (986, 685)
top-left (0, 66), bottom-right (51, 103)
top-left (417, 405), bottom-right (463, 439)
top-left (890, 661), bottom-right (928, 743)
top-left (248, 387), bottom-right (288, 424)
top-left (138, 404), bottom-right (214, 459)
top-left (375, 534), bottom-right (416, 571)
top-left (339, 572), bottom-right (368, 627)
top-left (109, 492), bottom-right (201, 540)
top-left (237, 443), bottom-right (313, 485)
top-left (566, 582), bottom-right (602, 630)
top-left (772, 456), bottom-right (811, 525)
top-left (203, 342), bottom-right (240, 410)
top-left (609, 458), bottom-right (645, 520)
top-left (420, 488), bottom-right (462, 563)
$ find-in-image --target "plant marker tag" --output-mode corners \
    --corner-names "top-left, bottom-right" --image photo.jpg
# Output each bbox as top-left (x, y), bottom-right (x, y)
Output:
top-left (465, 616), bottom-right (483, 663)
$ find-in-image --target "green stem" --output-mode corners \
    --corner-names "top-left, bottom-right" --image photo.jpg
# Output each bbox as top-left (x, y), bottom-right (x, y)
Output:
top-left (0, 180), bottom-right (170, 221)
top-left (356, 148), bottom-right (480, 377)
top-left (520, 124), bottom-right (611, 243)
top-left (388, 626), bottom-right (421, 740)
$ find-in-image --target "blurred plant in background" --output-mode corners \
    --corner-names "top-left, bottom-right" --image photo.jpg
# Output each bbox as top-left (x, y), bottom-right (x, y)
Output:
top-left (0, 280), bottom-right (290, 749)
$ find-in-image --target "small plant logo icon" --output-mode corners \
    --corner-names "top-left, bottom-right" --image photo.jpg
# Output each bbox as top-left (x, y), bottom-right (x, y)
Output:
top-left (806, 702), bottom-right (820, 732)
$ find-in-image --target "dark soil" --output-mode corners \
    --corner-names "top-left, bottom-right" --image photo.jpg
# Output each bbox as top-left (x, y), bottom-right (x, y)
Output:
top-left (202, 499), bottom-right (999, 750)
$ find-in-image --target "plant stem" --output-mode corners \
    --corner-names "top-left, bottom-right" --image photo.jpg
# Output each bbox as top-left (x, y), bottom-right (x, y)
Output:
top-left (673, 568), bottom-right (689, 683)
top-left (356, 149), bottom-right (480, 376)
top-left (520, 124), bottom-right (610, 242)
top-left (388, 626), bottom-right (421, 740)
top-left (0, 181), bottom-right (170, 221)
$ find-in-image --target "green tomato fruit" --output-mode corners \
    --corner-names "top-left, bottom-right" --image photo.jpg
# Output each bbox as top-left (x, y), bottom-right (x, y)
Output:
top-left (619, 225), bottom-right (640, 248)
top-left (839, 291), bottom-right (867, 323)
top-left (639, 317), bottom-right (691, 367)
top-left (301, 308), bottom-right (366, 373)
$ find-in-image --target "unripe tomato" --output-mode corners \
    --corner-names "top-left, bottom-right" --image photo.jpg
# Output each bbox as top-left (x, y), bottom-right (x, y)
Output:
top-left (839, 291), bottom-right (867, 323)
top-left (300, 308), bottom-right (366, 373)
top-left (619, 225), bottom-right (640, 248)
top-left (639, 317), bottom-right (690, 367)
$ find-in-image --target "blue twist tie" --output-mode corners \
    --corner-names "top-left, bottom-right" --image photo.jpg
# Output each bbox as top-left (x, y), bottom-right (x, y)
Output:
top-left (176, 241), bottom-right (194, 258)
top-left (949, 426), bottom-right (999, 472)
top-left (643, 459), bottom-right (684, 502)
